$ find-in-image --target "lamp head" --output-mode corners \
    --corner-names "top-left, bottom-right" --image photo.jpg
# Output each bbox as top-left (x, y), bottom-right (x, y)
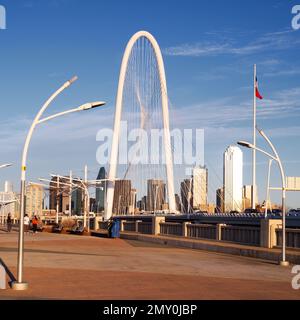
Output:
top-left (0, 163), bottom-right (12, 169)
top-left (237, 141), bottom-right (254, 149)
top-left (79, 101), bottom-right (106, 111)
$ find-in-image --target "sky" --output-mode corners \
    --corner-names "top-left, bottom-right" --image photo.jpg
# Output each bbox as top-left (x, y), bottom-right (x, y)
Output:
top-left (0, 0), bottom-right (300, 207)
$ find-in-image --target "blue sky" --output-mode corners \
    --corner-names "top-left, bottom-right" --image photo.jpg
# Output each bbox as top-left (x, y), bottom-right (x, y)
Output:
top-left (0, 0), bottom-right (300, 207)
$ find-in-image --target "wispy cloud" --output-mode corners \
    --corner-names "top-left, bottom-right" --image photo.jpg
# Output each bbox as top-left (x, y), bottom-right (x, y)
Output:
top-left (164, 30), bottom-right (300, 57)
top-left (170, 86), bottom-right (300, 128)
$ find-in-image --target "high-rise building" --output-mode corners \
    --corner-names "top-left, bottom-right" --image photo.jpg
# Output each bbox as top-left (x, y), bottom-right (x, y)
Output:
top-left (216, 188), bottom-right (224, 213)
top-left (26, 183), bottom-right (44, 217)
top-left (0, 182), bottom-right (20, 219)
top-left (147, 179), bottom-right (166, 212)
top-left (242, 185), bottom-right (252, 211)
top-left (95, 167), bottom-right (107, 213)
top-left (112, 180), bottom-right (132, 215)
top-left (192, 166), bottom-right (208, 210)
top-left (128, 189), bottom-right (137, 215)
top-left (72, 187), bottom-right (83, 215)
top-left (175, 194), bottom-right (181, 212)
top-left (180, 179), bottom-right (193, 213)
top-left (141, 196), bottom-right (147, 211)
top-left (4, 181), bottom-right (13, 193)
top-left (223, 146), bottom-right (243, 213)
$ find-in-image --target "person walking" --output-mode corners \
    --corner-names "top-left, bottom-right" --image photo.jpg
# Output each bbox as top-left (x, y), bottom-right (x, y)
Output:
top-left (24, 214), bottom-right (30, 234)
top-left (6, 213), bottom-right (12, 233)
top-left (32, 215), bottom-right (38, 234)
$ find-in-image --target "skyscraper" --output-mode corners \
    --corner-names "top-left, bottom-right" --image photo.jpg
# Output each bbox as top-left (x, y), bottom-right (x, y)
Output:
top-left (180, 179), bottom-right (192, 213)
top-left (72, 187), bottom-right (83, 215)
top-left (192, 166), bottom-right (208, 210)
top-left (95, 167), bottom-right (107, 213)
top-left (175, 194), bottom-right (181, 212)
top-left (0, 181), bottom-right (19, 219)
top-left (112, 180), bottom-right (132, 215)
top-left (147, 179), bottom-right (166, 212)
top-left (216, 188), bottom-right (224, 213)
top-left (223, 146), bottom-right (243, 213)
top-left (26, 183), bottom-right (44, 217)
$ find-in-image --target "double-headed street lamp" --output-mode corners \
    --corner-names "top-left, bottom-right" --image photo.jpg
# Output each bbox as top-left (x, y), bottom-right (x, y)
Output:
top-left (12, 76), bottom-right (106, 291)
top-left (237, 127), bottom-right (289, 267)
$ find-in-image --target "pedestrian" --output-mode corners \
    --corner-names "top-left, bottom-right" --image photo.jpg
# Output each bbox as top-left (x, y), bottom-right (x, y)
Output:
top-left (6, 213), bottom-right (12, 233)
top-left (24, 214), bottom-right (30, 234)
top-left (32, 215), bottom-right (38, 234)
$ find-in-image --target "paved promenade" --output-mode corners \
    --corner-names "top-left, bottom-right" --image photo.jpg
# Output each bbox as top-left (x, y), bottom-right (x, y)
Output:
top-left (0, 230), bottom-right (299, 300)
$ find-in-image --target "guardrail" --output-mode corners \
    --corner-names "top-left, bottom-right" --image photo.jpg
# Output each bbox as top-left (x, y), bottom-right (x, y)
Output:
top-left (160, 222), bottom-right (183, 237)
top-left (123, 221), bottom-right (136, 232)
top-left (221, 225), bottom-right (260, 246)
top-left (276, 228), bottom-right (300, 249)
top-left (137, 222), bottom-right (152, 234)
top-left (187, 224), bottom-right (216, 240)
top-left (95, 216), bottom-right (297, 250)
top-left (99, 221), bottom-right (108, 230)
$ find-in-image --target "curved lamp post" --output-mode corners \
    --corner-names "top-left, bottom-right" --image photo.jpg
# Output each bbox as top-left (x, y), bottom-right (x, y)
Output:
top-left (237, 127), bottom-right (289, 267)
top-left (12, 77), bottom-right (106, 291)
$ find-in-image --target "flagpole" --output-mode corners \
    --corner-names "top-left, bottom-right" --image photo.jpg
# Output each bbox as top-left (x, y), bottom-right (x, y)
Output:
top-left (252, 64), bottom-right (257, 210)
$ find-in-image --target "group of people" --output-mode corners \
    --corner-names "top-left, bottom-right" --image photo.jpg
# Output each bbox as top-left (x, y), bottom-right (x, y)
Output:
top-left (6, 213), bottom-right (39, 234)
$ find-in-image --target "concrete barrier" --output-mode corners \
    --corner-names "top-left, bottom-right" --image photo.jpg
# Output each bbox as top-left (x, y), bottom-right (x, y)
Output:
top-left (0, 263), bottom-right (6, 290)
top-left (152, 216), bottom-right (165, 235)
top-left (260, 219), bottom-right (282, 248)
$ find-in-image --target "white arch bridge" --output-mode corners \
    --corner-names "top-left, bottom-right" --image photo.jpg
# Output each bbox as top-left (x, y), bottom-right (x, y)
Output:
top-left (104, 31), bottom-right (176, 220)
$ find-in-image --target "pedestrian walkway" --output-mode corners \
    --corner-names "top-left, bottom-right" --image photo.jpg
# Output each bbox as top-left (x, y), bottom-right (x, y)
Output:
top-left (0, 232), bottom-right (299, 299)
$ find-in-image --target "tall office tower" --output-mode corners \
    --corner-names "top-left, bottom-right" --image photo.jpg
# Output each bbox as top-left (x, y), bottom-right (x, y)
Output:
top-left (216, 188), bottom-right (224, 213)
top-left (141, 196), bottom-right (147, 211)
top-left (192, 166), bottom-right (208, 210)
top-left (95, 167), bottom-right (107, 213)
top-left (223, 146), bottom-right (243, 213)
top-left (26, 183), bottom-right (44, 217)
top-left (180, 179), bottom-right (193, 213)
top-left (128, 189), bottom-right (137, 215)
top-left (242, 185), bottom-right (253, 211)
top-left (4, 181), bottom-right (13, 193)
top-left (147, 179), bottom-right (166, 212)
top-left (175, 194), bottom-right (181, 212)
top-left (72, 187), bottom-right (83, 215)
top-left (0, 182), bottom-right (19, 219)
top-left (112, 180), bottom-right (132, 215)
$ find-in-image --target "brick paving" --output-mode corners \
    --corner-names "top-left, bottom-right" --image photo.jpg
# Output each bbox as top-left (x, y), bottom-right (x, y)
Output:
top-left (0, 231), bottom-right (299, 300)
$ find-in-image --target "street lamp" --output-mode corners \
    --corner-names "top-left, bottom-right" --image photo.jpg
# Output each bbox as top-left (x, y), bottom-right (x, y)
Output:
top-left (12, 77), bottom-right (106, 291)
top-left (237, 127), bottom-right (289, 267)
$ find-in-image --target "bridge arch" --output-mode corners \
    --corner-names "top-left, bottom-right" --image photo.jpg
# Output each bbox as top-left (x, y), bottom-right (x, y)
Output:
top-left (105, 31), bottom-right (176, 220)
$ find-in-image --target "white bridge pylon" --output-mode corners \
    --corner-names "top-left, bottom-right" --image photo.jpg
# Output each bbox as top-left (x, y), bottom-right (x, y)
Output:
top-left (104, 30), bottom-right (176, 220)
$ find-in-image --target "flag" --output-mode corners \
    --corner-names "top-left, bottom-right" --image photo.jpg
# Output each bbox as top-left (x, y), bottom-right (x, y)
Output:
top-left (255, 77), bottom-right (263, 100)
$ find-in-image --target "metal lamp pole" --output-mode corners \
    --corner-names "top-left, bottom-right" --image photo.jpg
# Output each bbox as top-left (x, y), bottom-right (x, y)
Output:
top-left (265, 159), bottom-right (273, 219)
top-left (12, 77), bottom-right (106, 290)
top-left (237, 127), bottom-right (289, 267)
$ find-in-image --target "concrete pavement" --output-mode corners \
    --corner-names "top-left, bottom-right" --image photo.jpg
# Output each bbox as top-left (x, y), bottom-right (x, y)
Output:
top-left (0, 230), bottom-right (299, 299)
